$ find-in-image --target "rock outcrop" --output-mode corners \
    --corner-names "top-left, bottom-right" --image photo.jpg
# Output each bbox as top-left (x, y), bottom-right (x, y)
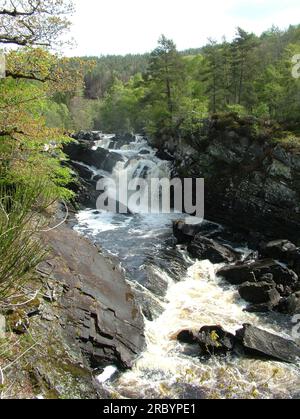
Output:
top-left (217, 259), bottom-right (298, 288)
top-left (40, 224), bottom-right (145, 370)
top-left (217, 258), bottom-right (299, 312)
top-left (259, 240), bottom-right (300, 276)
top-left (235, 324), bottom-right (300, 364)
top-left (64, 141), bottom-right (123, 173)
top-left (238, 281), bottom-right (281, 306)
top-left (169, 114), bottom-right (300, 243)
top-left (176, 324), bottom-right (300, 364)
top-left (187, 235), bottom-right (238, 264)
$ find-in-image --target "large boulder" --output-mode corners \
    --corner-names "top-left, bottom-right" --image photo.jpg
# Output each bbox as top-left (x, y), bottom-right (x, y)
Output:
top-left (72, 130), bottom-right (100, 142)
top-left (155, 149), bottom-right (174, 161)
top-left (260, 240), bottom-right (300, 276)
top-left (40, 225), bottom-right (145, 370)
top-left (187, 235), bottom-right (238, 264)
top-left (239, 281), bottom-right (281, 305)
top-left (177, 330), bottom-right (197, 344)
top-left (236, 324), bottom-right (300, 363)
top-left (110, 133), bottom-right (136, 149)
top-left (69, 161), bottom-right (94, 180)
top-left (198, 326), bottom-right (236, 355)
top-left (176, 324), bottom-right (300, 364)
top-left (260, 239), bottom-right (297, 260)
top-left (217, 259), bottom-right (298, 287)
top-left (277, 292), bottom-right (300, 315)
top-left (173, 220), bottom-right (203, 244)
top-left (173, 220), bottom-right (222, 244)
top-left (64, 141), bottom-right (123, 173)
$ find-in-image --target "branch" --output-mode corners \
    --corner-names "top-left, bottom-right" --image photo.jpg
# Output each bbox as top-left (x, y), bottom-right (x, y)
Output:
top-left (6, 71), bottom-right (55, 83)
top-left (0, 129), bottom-right (26, 136)
top-left (0, 1), bottom-right (41, 17)
top-left (0, 95), bottom-right (48, 110)
top-left (0, 34), bottom-right (51, 47)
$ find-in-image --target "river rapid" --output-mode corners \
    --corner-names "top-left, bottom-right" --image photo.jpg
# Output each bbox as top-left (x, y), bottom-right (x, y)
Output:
top-left (73, 134), bottom-right (300, 399)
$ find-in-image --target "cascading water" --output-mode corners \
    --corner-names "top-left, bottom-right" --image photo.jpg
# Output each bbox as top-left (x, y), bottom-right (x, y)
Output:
top-left (74, 133), bottom-right (300, 399)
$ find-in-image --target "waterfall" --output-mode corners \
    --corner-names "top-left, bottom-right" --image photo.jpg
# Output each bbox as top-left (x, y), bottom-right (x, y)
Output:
top-left (74, 133), bottom-right (300, 400)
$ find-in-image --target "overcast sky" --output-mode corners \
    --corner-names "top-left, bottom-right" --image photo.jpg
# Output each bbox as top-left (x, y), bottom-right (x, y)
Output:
top-left (67, 0), bottom-right (300, 56)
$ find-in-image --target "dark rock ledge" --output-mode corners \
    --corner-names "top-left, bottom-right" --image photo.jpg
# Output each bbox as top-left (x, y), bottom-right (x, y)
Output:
top-left (177, 324), bottom-right (300, 364)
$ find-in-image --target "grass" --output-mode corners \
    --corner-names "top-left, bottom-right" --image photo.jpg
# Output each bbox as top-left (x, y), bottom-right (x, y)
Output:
top-left (0, 181), bottom-right (48, 300)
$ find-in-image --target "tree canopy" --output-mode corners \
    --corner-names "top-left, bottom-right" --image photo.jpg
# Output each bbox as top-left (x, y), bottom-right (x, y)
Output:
top-left (0, 0), bottom-right (73, 47)
top-left (86, 26), bottom-right (300, 138)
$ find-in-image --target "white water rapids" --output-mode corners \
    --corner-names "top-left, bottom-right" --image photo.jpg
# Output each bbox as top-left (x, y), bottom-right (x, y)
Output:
top-left (74, 133), bottom-right (300, 399)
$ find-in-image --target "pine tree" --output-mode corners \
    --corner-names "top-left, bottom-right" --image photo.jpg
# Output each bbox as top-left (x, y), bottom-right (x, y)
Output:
top-left (146, 35), bottom-right (185, 125)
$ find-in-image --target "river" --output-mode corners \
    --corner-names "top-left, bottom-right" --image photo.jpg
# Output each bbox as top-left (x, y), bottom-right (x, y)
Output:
top-left (73, 134), bottom-right (300, 399)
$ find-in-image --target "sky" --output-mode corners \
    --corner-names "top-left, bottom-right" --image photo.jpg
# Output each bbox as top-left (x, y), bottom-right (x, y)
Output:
top-left (67, 0), bottom-right (300, 56)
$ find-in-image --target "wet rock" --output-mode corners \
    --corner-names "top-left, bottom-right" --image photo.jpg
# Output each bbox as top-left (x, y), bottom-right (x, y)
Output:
top-left (41, 225), bottom-right (145, 370)
top-left (155, 149), bottom-right (174, 161)
top-left (173, 220), bottom-right (222, 244)
top-left (260, 240), bottom-right (297, 260)
top-left (244, 302), bottom-right (277, 313)
top-left (68, 177), bottom-right (99, 209)
top-left (187, 235), bottom-right (237, 264)
top-left (198, 326), bottom-right (236, 355)
top-left (177, 330), bottom-right (197, 344)
top-left (69, 161), bottom-right (94, 180)
top-left (171, 383), bottom-right (206, 399)
top-left (285, 292), bottom-right (300, 314)
top-left (111, 133), bottom-right (136, 149)
top-left (277, 292), bottom-right (300, 315)
top-left (235, 324), bottom-right (300, 363)
top-left (260, 240), bottom-right (300, 276)
top-left (72, 131), bottom-right (101, 142)
top-left (64, 141), bottom-right (123, 173)
top-left (139, 149), bottom-right (151, 155)
top-left (217, 259), bottom-right (298, 286)
top-left (173, 220), bottom-right (203, 244)
top-left (239, 281), bottom-right (281, 305)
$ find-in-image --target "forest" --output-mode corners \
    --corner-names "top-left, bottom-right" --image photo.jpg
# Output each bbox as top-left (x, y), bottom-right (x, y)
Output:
top-left (77, 25), bottom-right (300, 139)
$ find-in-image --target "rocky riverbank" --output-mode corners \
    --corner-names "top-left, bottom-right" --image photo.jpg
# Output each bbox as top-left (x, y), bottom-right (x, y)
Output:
top-left (162, 114), bottom-right (300, 243)
top-left (174, 220), bottom-right (300, 315)
top-left (0, 214), bottom-right (145, 399)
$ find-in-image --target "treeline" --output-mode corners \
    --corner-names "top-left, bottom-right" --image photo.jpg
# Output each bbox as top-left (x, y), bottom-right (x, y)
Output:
top-left (82, 48), bottom-right (203, 100)
top-left (77, 25), bottom-right (300, 140)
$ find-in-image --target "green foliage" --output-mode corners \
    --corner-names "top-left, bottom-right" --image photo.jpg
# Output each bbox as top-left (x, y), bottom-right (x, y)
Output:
top-left (96, 76), bottom-right (145, 133)
top-left (83, 54), bottom-right (149, 100)
top-left (87, 25), bottom-right (300, 139)
top-left (43, 101), bottom-right (73, 129)
top-left (0, 182), bottom-right (47, 299)
top-left (225, 104), bottom-right (248, 117)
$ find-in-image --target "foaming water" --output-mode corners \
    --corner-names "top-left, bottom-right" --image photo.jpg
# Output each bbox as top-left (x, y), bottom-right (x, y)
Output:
top-left (105, 260), bottom-right (300, 399)
top-left (73, 133), bottom-right (300, 399)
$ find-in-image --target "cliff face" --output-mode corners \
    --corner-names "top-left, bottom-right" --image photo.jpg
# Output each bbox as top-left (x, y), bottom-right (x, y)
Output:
top-left (169, 115), bottom-right (300, 243)
top-left (40, 224), bottom-right (145, 370)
